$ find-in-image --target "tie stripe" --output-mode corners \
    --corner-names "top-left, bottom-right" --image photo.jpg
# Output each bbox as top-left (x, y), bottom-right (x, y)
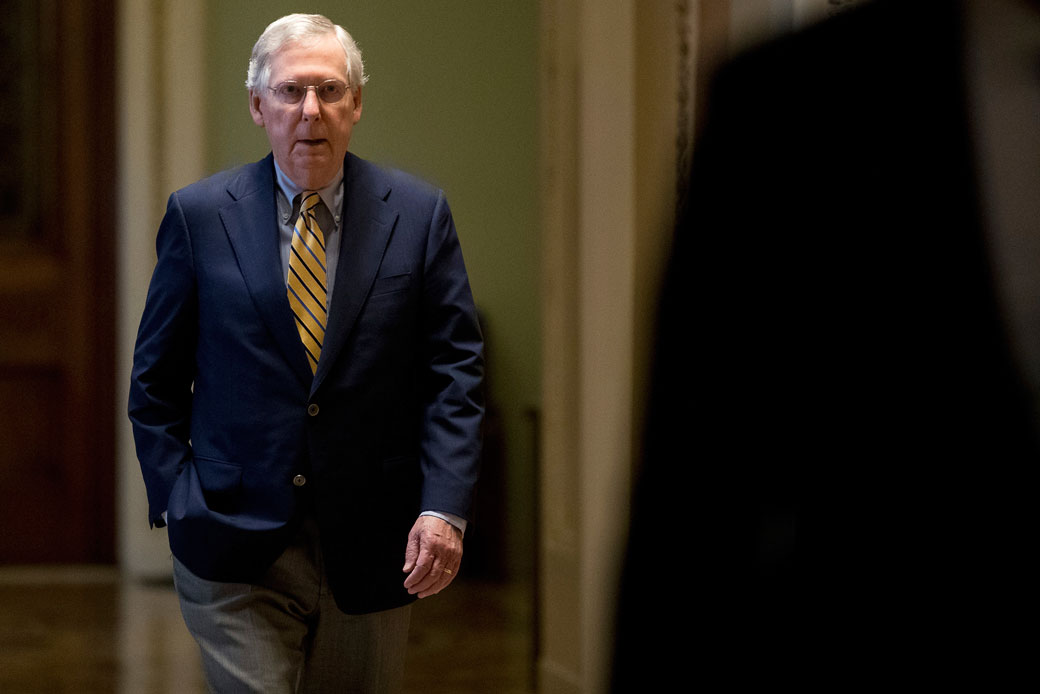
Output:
top-left (288, 192), bottom-right (327, 373)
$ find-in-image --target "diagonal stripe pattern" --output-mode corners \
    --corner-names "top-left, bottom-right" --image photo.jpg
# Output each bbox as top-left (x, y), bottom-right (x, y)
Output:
top-left (287, 191), bottom-right (327, 374)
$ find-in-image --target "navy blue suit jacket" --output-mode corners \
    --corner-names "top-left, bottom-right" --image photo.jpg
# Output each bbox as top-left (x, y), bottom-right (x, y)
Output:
top-left (129, 152), bottom-right (484, 614)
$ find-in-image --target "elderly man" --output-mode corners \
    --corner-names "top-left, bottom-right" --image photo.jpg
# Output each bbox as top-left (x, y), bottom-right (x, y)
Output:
top-left (129, 13), bottom-right (484, 693)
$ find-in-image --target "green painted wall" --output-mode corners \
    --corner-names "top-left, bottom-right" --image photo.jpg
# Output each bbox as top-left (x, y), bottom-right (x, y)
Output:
top-left (204, 1), bottom-right (540, 577)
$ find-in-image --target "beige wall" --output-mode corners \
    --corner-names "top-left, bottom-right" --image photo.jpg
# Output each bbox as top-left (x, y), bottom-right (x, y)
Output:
top-left (538, 1), bottom-right (684, 691)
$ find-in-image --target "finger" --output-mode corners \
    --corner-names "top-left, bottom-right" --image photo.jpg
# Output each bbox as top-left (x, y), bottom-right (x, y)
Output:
top-left (416, 566), bottom-right (458, 598)
top-left (402, 529), bottom-right (421, 572)
top-left (403, 562), bottom-right (431, 590)
top-left (409, 551), bottom-right (461, 596)
top-left (408, 565), bottom-right (445, 595)
top-left (413, 567), bottom-right (453, 598)
top-left (403, 546), bottom-right (437, 589)
top-left (406, 551), bottom-right (452, 595)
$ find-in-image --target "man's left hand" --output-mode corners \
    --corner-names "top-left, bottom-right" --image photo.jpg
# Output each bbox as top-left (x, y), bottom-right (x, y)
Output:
top-left (402, 516), bottom-right (463, 598)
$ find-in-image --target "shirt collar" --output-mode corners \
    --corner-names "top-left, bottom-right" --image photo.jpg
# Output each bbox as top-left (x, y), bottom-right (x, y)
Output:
top-left (272, 160), bottom-right (344, 221)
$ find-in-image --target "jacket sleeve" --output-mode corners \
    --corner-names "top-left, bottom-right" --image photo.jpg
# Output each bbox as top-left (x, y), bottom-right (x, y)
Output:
top-left (418, 191), bottom-right (485, 521)
top-left (128, 191), bottom-right (198, 527)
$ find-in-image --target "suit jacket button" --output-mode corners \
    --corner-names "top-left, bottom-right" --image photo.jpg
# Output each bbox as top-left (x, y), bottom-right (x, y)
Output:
top-left (293, 474), bottom-right (307, 487)
top-left (307, 404), bottom-right (319, 416)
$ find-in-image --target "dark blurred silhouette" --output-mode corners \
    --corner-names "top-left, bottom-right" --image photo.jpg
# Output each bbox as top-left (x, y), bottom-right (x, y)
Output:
top-left (615, 0), bottom-right (1038, 688)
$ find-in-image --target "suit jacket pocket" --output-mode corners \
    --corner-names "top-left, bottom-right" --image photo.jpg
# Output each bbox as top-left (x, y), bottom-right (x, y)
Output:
top-left (194, 456), bottom-right (244, 514)
top-left (369, 273), bottom-right (411, 298)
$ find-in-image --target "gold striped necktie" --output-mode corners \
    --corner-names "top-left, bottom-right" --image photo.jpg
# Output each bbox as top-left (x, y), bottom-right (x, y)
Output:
top-left (287, 191), bottom-right (327, 374)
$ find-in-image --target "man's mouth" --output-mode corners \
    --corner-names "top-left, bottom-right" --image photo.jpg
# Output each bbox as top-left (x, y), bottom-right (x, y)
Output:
top-left (297, 138), bottom-right (327, 146)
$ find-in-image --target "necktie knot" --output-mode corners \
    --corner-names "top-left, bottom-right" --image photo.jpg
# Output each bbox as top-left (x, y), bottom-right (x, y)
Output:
top-left (300, 190), bottom-right (321, 216)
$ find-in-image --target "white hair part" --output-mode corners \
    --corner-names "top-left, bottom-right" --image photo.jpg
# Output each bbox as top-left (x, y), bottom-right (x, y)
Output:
top-left (245, 13), bottom-right (368, 93)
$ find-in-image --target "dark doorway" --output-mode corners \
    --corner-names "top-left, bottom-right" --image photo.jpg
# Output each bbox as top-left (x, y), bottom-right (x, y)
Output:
top-left (0, 0), bottom-right (116, 563)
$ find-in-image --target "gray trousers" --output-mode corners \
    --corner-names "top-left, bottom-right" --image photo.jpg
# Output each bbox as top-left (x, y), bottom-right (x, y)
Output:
top-left (172, 517), bottom-right (411, 694)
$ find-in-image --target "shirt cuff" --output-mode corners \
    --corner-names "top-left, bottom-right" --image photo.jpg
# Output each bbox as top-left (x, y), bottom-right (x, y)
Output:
top-left (420, 510), bottom-right (467, 536)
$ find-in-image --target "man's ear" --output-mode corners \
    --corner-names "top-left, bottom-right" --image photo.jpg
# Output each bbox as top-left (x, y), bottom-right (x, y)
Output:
top-left (351, 86), bottom-right (363, 124)
top-left (249, 90), bottom-right (265, 127)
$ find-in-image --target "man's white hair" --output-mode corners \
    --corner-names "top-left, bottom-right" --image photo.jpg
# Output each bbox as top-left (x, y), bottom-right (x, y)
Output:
top-left (245, 13), bottom-right (368, 93)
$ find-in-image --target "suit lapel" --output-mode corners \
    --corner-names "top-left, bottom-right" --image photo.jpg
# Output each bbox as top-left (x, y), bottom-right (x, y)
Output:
top-left (312, 154), bottom-right (398, 394)
top-left (219, 155), bottom-right (313, 387)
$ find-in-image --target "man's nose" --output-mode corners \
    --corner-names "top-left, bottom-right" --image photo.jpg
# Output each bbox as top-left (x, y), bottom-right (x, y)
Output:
top-left (301, 88), bottom-right (322, 119)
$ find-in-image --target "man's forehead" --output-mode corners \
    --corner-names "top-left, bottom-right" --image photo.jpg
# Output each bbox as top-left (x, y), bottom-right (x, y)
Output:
top-left (269, 35), bottom-right (349, 78)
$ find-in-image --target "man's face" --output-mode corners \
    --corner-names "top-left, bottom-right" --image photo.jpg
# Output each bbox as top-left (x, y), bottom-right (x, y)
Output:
top-left (249, 33), bottom-right (362, 190)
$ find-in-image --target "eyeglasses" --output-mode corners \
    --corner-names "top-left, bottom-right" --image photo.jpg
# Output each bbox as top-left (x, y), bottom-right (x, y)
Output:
top-left (268, 79), bottom-right (351, 105)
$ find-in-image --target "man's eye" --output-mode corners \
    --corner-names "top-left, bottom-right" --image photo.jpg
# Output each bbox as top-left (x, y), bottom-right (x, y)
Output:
top-left (281, 84), bottom-right (301, 96)
top-left (320, 84), bottom-right (344, 100)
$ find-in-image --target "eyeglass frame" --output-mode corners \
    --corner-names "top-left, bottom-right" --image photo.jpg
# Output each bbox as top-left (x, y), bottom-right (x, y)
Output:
top-left (266, 79), bottom-right (354, 106)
